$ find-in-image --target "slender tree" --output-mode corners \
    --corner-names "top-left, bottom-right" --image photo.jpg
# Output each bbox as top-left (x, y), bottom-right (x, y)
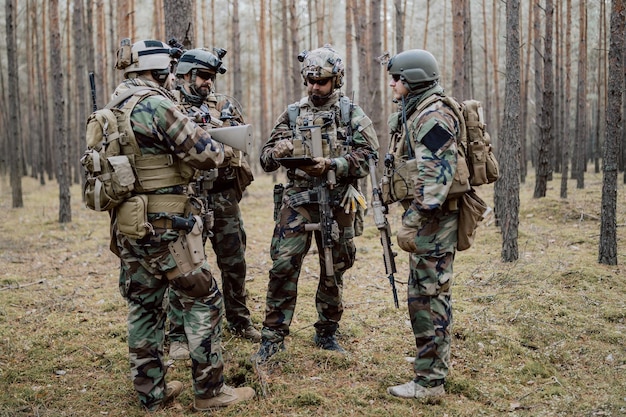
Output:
top-left (560, 0), bottom-right (572, 198)
top-left (574, 0), bottom-right (588, 189)
top-left (6, 0), bottom-right (23, 208)
top-left (499, 0), bottom-right (521, 262)
top-left (50, 0), bottom-right (71, 222)
top-left (452, 0), bottom-right (465, 99)
top-left (534, 0), bottom-right (554, 198)
top-left (598, 0), bottom-right (625, 265)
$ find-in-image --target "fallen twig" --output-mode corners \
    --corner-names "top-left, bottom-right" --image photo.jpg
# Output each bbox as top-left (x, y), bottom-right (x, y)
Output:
top-left (0, 279), bottom-right (46, 292)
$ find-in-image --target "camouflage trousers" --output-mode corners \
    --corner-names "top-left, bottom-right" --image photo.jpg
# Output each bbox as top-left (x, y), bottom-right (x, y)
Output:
top-left (168, 187), bottom-right (252, 341)
top-left (115, 229), bottom-right (225, 411)
top-left (262, 194), bottom-right (356, 342)
top-left (407, 250), bottom-right (454, 388)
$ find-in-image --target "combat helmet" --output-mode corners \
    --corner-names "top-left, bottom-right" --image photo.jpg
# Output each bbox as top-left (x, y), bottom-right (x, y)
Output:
top-left (298, 44), bottom-right (344, 89)
top-left (176, 47), bottom-right (227, 77)
top-left (387, 49), bottom-right (439, 91)
top-left (116, 39), bottom-right (175, 82)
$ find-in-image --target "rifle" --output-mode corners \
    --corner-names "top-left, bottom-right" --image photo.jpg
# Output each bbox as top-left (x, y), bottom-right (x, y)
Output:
top-left (89, 72), bottom-right (97, 111)
top-left (367, 154), bottom-right (399, 308)
top-left (303, 126), bottom-right (338, 278)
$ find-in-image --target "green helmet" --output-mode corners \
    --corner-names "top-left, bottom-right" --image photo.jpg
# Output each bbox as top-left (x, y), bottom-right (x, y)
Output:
top-left (387, 49), bottom-right (439, 88)
top-left (298, 44), bottom-right (344, 88)
top-left (175, 47), bottom-right (227, 76)
top-left (117, 39), bottom-right (174, 77)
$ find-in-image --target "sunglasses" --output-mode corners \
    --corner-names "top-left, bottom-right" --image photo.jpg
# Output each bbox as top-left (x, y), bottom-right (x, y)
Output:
top-left (196, 70), bottom-right (216, 81)
top-left (307, 77), bottom-right (331, 86)
top-left (391, 74), bottom-right (402, 82)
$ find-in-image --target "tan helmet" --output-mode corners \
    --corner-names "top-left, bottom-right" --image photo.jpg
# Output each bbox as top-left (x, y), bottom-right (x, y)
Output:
top-left (116, 39), bottom-right (174, 77)
top-left (298, 44), bottom-right (345, 89)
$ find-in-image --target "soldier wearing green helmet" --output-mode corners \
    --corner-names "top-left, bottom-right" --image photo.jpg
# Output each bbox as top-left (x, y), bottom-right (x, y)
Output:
top-left (384, 49), bottom-right (460, 400)
top-left (254, 45), bottom-right (379, 363)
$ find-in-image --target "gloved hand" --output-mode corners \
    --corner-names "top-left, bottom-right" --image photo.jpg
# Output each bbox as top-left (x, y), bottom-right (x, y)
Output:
top-left (300, 157), bottom-right (330, 177)
top-left (272, 139), bottom-right (294, 159)
top-left (340, 185), bottom-right (367, 214)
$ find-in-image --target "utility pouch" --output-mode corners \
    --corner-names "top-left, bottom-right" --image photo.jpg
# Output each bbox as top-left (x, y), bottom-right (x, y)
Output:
top-left (382, 158), bottom-right (418, 204)
top-left (448, 154), bottom-right (472, 198)
top-left (273, 183), bottom-right (285, 222)
top-left (167, 215), bottom-right (205, 279)
top-left (116, 195), bottom-right (151, 239)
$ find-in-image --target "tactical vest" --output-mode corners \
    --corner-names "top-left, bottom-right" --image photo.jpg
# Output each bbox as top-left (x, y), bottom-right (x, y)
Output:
top-left (116, 88), bottom-right (195, 194)
top-left (287, 95), bottom-right (354, 159)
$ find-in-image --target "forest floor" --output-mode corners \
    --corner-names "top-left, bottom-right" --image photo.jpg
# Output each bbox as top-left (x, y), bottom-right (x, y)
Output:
top-left (0, 169), bottom-right (625, 417)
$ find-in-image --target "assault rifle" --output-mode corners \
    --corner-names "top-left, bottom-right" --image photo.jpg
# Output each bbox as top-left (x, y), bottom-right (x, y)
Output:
top-left (367, 154), bottom-right (399, 308)
top-left (89, 72), bottom-right (97, 111)
top-left (303, 126), bottom-right (338, 278)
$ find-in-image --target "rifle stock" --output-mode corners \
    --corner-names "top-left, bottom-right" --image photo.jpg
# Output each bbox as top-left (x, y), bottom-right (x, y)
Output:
top-left (368, 155), bottom-right (399, 308)
top-left (208, 124), bottom-right (253, 154)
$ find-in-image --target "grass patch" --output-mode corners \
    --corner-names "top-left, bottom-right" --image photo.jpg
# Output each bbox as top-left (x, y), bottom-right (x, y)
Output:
top-left (0, 171), bottom-right (625, 416)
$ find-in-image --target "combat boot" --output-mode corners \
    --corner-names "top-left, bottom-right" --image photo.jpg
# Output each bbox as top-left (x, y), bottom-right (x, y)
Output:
top-left (149, 380), bottom-right (183, 411)
top-left (194, 385), bottom-right (255, 411)
top-left (230, 324), bottom-right (262, 342)
top-left (251, 339), bottom-right (285, 363)
top-left (313, 333), bottom-right (346, 353)
top-left (387, 380), bottom-right (445, 399)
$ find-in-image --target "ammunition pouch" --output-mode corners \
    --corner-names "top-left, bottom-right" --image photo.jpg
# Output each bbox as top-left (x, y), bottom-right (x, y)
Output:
top-left (116, 195), bottom-right (151, 239)
top-left (382, 157), bottom-right (418, 205)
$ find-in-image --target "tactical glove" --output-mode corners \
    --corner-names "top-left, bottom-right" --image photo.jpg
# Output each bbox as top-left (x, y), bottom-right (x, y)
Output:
top-left (272, 139), bottom-right (294, 159)
top-left (300, 157), bottom-right (330, 177)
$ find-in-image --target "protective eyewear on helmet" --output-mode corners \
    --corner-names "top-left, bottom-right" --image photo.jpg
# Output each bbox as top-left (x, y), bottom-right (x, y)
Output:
top-left (307, 77), bottom-right (331, 86)
top-left (196, 70), bottom-right (216, 81)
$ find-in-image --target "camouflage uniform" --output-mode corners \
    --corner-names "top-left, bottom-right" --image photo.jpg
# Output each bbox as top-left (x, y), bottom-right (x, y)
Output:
top-left (168, 92), bottom-right (256, 343)
top-left (389, 83), bottom-right (461, 388)
top-left (259, 90), bottom-right (378, 343)
top-left (111, 77), bottom-right (227, 410)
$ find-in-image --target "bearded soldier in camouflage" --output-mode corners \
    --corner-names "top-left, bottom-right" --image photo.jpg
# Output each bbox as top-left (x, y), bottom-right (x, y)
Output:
top-left (384, 49), bottom-right (461, 399)
top-left (108, 39), bottom-right (254, 411)
top-left (253, 45), bottom-right (379, 363)
top-left (165, 48), bottom-right (260, 363)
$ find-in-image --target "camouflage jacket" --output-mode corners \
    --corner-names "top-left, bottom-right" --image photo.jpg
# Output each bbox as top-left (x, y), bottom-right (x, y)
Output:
top-left (388, 84), bottom-right (461, 226)
top-left (260, 91), bottom-right (379, 182)
top-left (111, 78), bottom-right (224, 194)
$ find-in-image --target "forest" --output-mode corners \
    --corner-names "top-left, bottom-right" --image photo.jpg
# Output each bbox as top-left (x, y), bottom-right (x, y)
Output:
top-left (0, 0), bottom-right (624, 263)
top-left (0, 1), bottom-right (625, 416)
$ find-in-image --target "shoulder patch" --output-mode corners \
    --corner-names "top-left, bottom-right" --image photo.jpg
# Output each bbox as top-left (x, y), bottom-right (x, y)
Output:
top-left (422, 123), bottom-right (453, 153)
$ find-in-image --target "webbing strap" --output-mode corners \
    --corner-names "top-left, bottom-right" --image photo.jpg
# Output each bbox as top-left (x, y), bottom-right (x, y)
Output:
top-left (146, 194), bottom-right (188, 215)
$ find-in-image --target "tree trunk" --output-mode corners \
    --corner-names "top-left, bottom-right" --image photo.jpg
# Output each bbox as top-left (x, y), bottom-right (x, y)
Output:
top-left (6, 0), bottom-right (23, 208)
top-left (560, 0), bottom-right (572, 199)
top-left (532, 1), bottom-right (543, 172)
top-left (452, 0), bottom-right (465, 99)
top-left (499, 0), bottom-right (521, 263)
top-left (598, 0), bottom-right (624, 266)
top-left (50, 0), bottom-right (71, 222)
top-left (164, 0), bottom-right (193, 46)
top-left (575, 0), bottom-right (588, 188)
top-left (533, 0), bottom-right (554, 198)
top-left (520, 0), bottom-right (533, 183)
